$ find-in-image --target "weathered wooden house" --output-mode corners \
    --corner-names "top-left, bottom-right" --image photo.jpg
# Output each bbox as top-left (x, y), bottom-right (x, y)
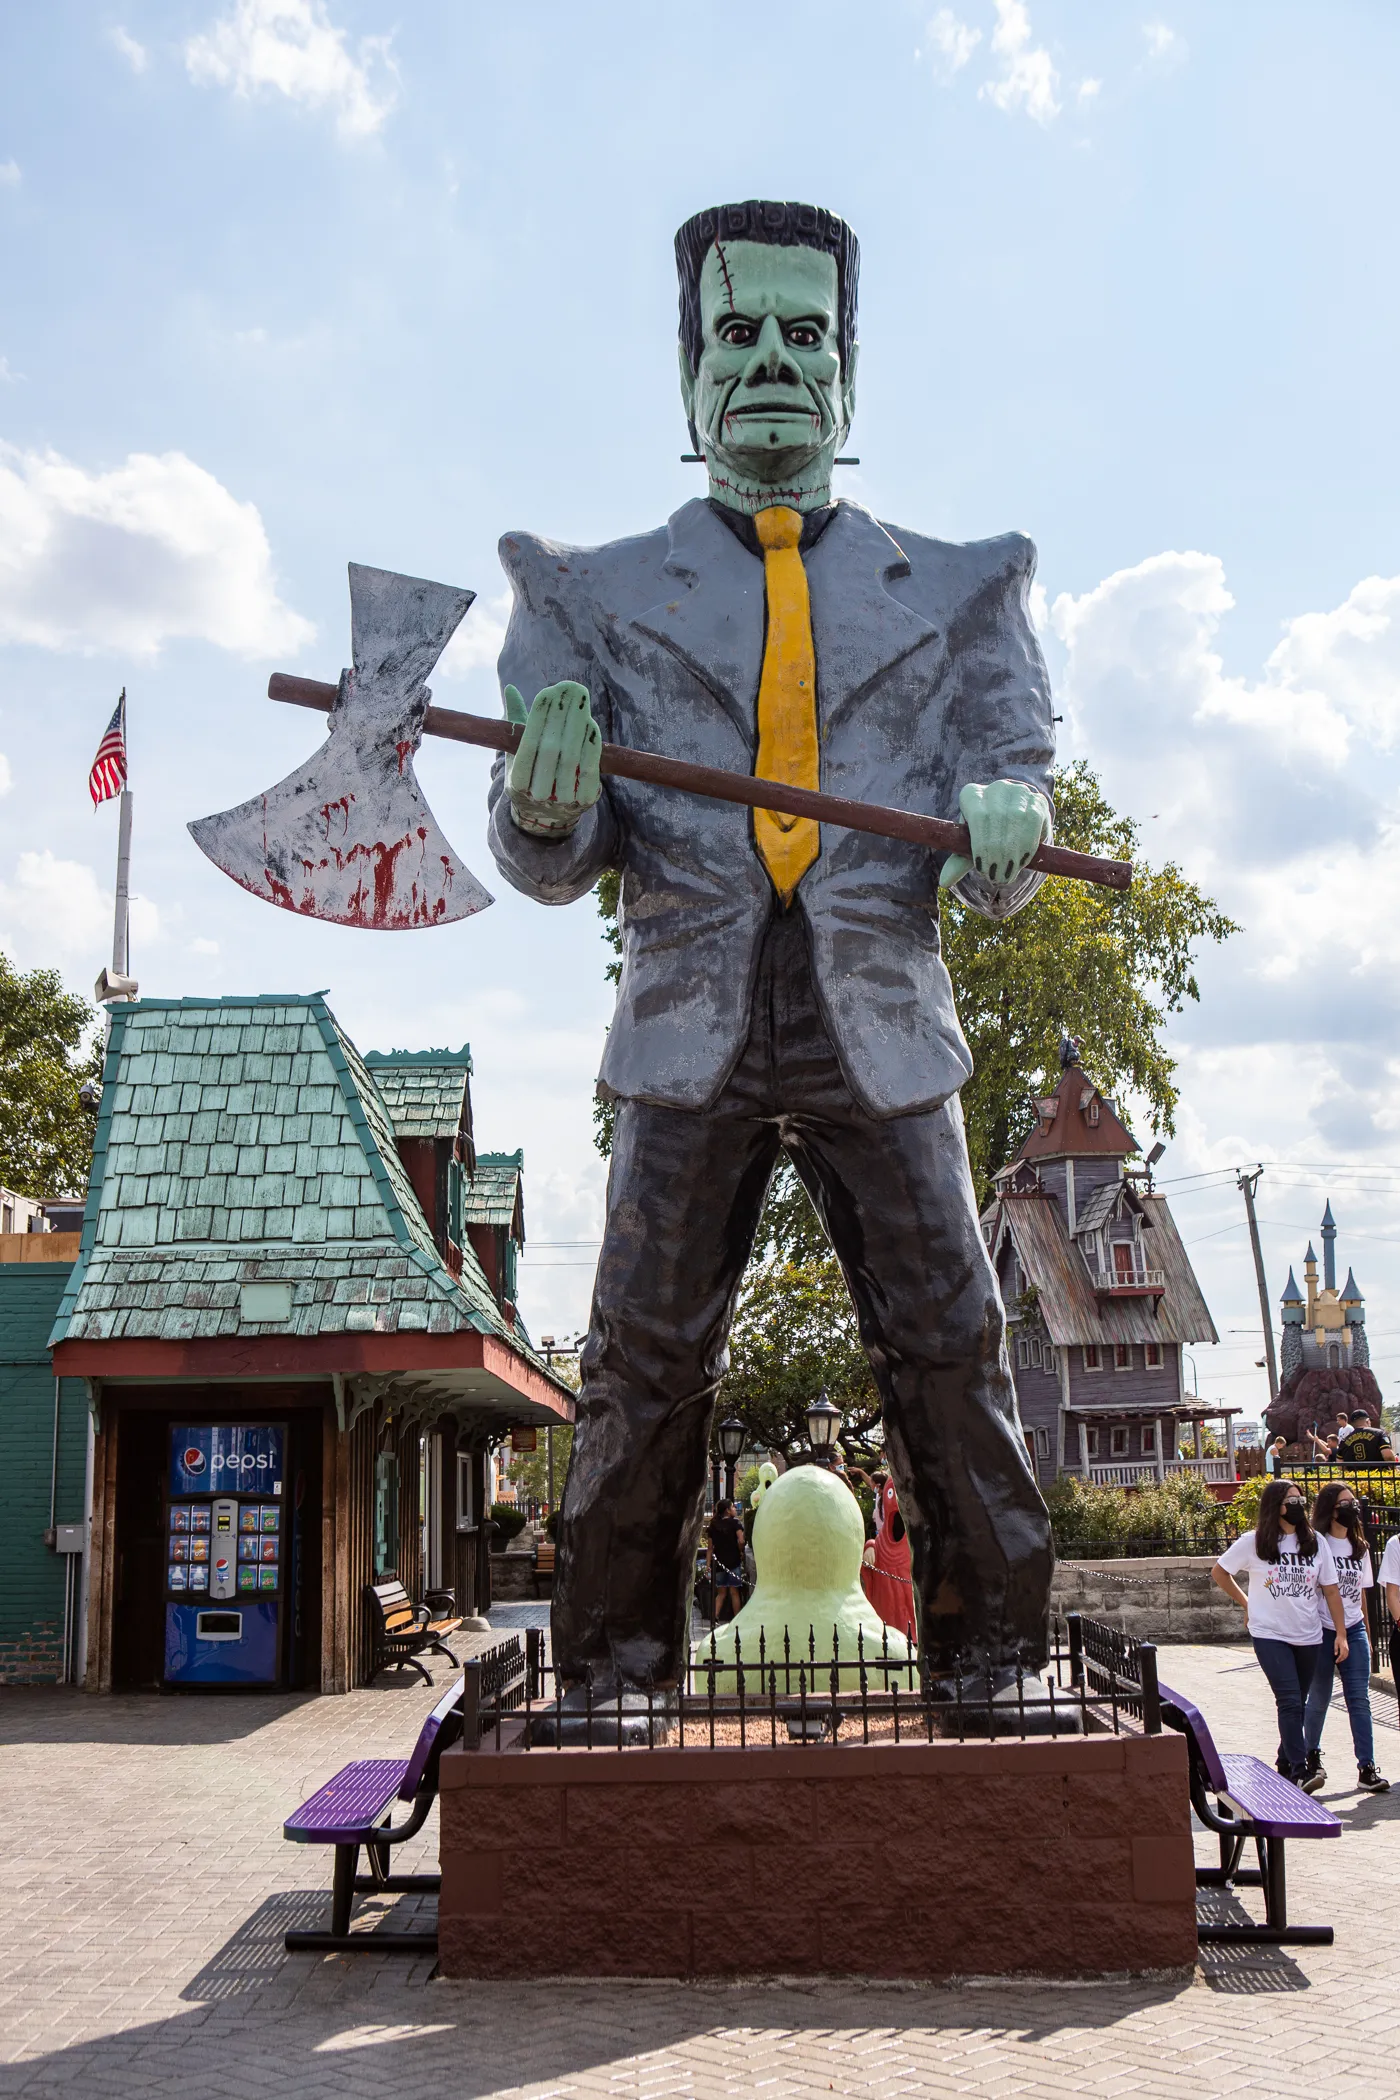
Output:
top-left (983, 1044), bottom-right (1225, 1488)
top-left (48, 995), bottom-right (572, 1694)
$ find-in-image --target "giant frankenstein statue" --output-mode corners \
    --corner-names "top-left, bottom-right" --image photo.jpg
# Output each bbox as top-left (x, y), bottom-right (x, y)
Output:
top-left (489, 200), bottom-right (1057, 1704)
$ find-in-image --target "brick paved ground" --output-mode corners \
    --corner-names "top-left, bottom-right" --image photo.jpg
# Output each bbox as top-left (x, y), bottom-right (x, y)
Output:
top-left (3, 1643), bottom-right (1399, 2097)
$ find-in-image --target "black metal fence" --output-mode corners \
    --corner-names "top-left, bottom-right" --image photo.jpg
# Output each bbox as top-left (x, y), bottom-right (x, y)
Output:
top-left (1054, 1518), bottom-right (1245, 1560)
top-left (458, 1614), bottom-right (1159, 1751)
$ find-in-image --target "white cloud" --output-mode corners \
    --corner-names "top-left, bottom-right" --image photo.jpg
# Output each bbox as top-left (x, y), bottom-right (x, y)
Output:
top-left (0, 162), bottom-right (20, 188)
top-left (0, 754), bottom-right (10, 795)
top-left (1077, 78), bottom-right (1102, 103)
top-left (435, 589), bottom-right (512, 681)
top-left (0, 359), bottom-right (21, 384)
top-left (1051, 550), bottom-right (1400, 1043)
top-left (108, 26), bottom-right (149, 73)
top-left (979, 0), bottom-right (1061, 124)
top-left (0, 850), bottom-right (160, 969)
top-left (0, 442), bottom-right (314, 659)
top-left (190, 936), bottom-right (220, 955)
top-left (185, 0), bottom-right (397, 141)
top-left (1143, 21), bottom-right (1185, 64)
top-left (922, 9), bottom-right (982, 77)
top-left (1051, 551), bottom-right (1352, 773)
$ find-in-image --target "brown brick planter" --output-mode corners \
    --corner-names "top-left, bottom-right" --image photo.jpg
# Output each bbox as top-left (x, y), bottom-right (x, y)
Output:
top-left (437, 1732), bottom-right (1197, 1980)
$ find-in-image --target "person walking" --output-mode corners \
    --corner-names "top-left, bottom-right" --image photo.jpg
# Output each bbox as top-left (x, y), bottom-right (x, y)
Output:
top-left (1212, 1478), bottom-right (1346, 1784)
top-left (706, 1500), bottom-right (746, 1625)
top-left (1378, 1526), bottom-right (1400, 1710)
top-left (1300, 1481), bottom-right (1389, 1793)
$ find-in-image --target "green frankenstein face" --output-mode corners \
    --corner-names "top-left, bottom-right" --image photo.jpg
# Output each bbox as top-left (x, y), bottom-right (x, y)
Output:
top-left (680, 239), bottom-right (857, 516)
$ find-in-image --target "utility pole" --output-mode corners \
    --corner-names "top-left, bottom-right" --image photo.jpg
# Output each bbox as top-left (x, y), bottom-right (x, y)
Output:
top-left (1238, 1166), bottom-right (1279, 1405)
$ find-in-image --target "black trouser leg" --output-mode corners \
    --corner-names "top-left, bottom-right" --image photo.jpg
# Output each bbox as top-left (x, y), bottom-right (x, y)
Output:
top-left (552, 1094), bottom-right (779, 1688)
top-left (788, 1093), bottom-right (1053, 1675)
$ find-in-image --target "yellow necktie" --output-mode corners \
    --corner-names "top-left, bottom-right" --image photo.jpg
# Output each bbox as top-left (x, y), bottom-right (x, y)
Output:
top-left (753, 506), bottom-right (820, 905)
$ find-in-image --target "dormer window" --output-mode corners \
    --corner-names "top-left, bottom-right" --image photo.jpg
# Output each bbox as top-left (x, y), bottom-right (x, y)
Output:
top-left (1086, 1100), bottom-right (1100, 1127)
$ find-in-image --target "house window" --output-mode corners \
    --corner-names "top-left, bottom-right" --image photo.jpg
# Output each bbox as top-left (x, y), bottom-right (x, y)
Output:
top-left (1114, 1343), bottom-right (1132, 1371)
top-left (1144, 1341), bottom-right (1163, 1370)
top-left (1110, 1427), bottom-right (1129, 1457)
top-left (455, 1451), bottom-right (477, 1533)
top-left (1087, 1100), bottom-right (1100, 1126)
top-left (1016, 1335), bottom-right (1044, 1370)
top-left (1086, 1427), bottom-right (1100, 1457)
top-left (1083, 1344), bottom-right (1101, 1372)
top-left (1035, 1427), bottom-right (1051, 1458)
top-left (1141, 1424), bottom-right (1157, 1456)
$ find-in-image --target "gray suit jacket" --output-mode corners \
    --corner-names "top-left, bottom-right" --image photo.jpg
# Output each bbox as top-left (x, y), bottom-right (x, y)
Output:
top-left (487, 498), bottom-right (1054, 1118)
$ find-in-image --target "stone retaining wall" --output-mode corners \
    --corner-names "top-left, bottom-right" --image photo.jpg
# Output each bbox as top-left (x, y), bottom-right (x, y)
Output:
top-left (438, 1732), bottom-right (1197, 1981)
top-left (1053, 1556), bottom-right (1245, 1644)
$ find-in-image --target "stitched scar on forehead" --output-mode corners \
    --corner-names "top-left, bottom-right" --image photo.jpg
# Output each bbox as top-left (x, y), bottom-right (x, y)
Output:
top-left (712, 236), bottom-right (736, 310)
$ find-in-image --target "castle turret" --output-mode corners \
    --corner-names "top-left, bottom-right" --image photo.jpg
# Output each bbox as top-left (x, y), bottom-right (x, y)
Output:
top-left (1281, 1267), bottom-right (1305, 1323)
top-left (1321, 1200), bottom-right (1337, 1292)
top-left (1304, 1242), bottom-right (1318, 1326)
top-left (1342, 1267), bottom-right (1364, 1323)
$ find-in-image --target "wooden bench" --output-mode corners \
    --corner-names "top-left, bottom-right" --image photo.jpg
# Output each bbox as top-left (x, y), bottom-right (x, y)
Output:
top-left (283, 1634), bottom-right (535, 1953)
top-left (366, 1576), bottom-right (464, 1687)
top-left (1159, 1678), bottom-right (1341, 1946)
top-left (532, 1538), bottom-right (556, 1598)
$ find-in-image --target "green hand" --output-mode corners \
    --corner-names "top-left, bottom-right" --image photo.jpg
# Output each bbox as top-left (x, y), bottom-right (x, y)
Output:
top-left (503, 681), bottom-right (602, 838)
top-left (939, 780), bottom-right (1051, 891)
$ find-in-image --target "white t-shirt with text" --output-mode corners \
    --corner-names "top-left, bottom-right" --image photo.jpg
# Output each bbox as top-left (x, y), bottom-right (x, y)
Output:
top-left (1378, 1536), bottom-right (1400, 1592)
top-left (1315, 1535), bottom-right (1372, 1631)
top-left (1217, 1529), bottom-right (1338, 1645)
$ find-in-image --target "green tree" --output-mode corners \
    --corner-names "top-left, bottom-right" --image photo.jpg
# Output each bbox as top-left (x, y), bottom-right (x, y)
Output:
top-left (0, 953), bottom-right (102, 1198)
top-left (942, 762), bottom-right (1237, 1204)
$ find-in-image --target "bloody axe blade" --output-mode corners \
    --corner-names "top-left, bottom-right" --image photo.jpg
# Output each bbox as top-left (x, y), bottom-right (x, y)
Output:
top-left (265, 674), bottom-right (1133, 893)
top-left (189, 565), bottom-right (493, 928)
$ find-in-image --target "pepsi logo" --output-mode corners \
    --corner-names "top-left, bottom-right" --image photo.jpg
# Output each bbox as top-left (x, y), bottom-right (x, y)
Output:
top-left (182, 1447), bottom-right (206, 1476)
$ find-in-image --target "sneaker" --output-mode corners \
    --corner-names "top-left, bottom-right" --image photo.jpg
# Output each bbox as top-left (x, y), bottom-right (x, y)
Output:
top-left (1301, 1750), bottom-right (1328, 1794)
top-left (1359, 1763), bottom-right (1390, 1792)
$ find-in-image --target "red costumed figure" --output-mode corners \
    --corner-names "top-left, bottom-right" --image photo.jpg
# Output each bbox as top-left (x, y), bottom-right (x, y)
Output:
top-left (861, 1476), bottom-right (915, 1637)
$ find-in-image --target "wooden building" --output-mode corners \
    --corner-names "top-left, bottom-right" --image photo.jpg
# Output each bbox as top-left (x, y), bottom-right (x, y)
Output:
top-left (48, 995), bottom-right (572, 1694)
top-left (983, 1042), bottom-right (1225, 1489)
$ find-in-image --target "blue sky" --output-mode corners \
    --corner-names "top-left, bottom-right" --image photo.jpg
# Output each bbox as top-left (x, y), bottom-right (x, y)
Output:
top-left (4, 0), bottom-right (1400, 1410)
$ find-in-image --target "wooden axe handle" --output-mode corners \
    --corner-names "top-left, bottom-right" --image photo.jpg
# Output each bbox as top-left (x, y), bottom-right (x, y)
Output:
top-left (268, 673), bottom-right (1131, 892)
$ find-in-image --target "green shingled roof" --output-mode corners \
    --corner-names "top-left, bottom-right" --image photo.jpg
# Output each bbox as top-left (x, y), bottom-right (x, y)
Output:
top-left (363, 1046), bottom-right (472, 1149)
top-left (463, 1150), bottom-right (525, 1236)
top-left (48, 997), bottom-right (519, 1351)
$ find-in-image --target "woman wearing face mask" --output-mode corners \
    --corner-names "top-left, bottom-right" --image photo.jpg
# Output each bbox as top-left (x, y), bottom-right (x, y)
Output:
top-left (1299, 1482), bottom-right (1389, 1793)
top-left (1212, 1478), bottom-right (1346, 1786)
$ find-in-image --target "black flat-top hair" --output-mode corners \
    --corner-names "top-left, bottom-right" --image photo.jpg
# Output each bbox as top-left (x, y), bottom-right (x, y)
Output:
top-left (1256, 1476), bottom-right (1319, 1562)
top-left (675, 200), bottom-right (860, 376)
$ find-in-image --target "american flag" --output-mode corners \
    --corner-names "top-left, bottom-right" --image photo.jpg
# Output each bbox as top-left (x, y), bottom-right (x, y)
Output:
top-left (89, 690), bottom-right (127, 808)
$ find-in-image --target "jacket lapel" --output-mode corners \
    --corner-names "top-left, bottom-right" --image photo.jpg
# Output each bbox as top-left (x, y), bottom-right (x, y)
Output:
top-left (632, 499), bottom-right (764, 752)
top-left (630, 496), bottom-right (942, 755)
top-left (807, 504), bottom-right (941, 728)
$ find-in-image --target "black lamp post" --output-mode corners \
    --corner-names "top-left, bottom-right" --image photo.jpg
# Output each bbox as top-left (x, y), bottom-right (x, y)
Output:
top-left (805, 1393), bottom-right (843, 1466)
top-left (717, 1415), bottom-right (746, 1503)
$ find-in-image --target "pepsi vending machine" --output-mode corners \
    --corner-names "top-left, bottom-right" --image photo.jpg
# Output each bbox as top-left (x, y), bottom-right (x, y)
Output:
top-left (163, 1423), bottom-right (287, 1687)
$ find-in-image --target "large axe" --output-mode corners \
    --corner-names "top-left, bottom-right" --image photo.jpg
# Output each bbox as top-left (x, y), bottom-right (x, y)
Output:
top-left (190, 564), bottom-right (1130, 921)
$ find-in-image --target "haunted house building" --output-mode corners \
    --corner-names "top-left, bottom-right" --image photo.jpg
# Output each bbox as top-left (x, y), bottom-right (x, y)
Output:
top-left (983, 1042), bottom-right (1223, 1489)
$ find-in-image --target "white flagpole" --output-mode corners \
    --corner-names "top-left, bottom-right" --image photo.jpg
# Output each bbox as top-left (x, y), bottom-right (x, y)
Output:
top-left (112, 786), bottom-right (133, 981)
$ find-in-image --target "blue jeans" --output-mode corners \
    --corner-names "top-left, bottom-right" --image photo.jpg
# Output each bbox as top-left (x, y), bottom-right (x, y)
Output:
top-left (1304, 1623), bottom-right (1374, 1767)
top-left (1252, 1637), bottom-right (1321, 1777)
